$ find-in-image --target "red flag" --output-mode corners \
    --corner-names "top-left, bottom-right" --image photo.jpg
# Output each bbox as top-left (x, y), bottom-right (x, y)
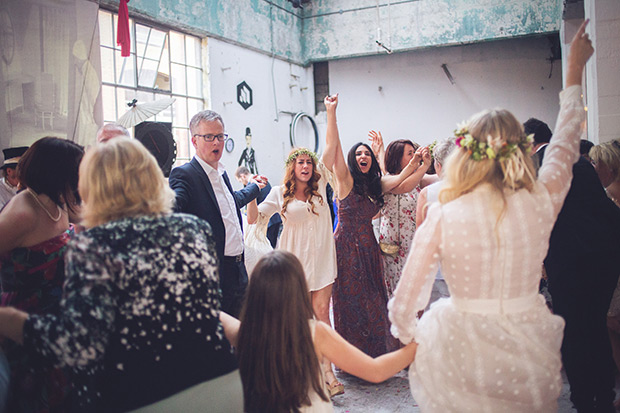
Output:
top-left (117, 0), bottom-right (131, 57)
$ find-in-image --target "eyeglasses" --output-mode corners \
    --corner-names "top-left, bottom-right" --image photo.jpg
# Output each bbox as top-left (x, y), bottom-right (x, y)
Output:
top-left (194, 133), bottom-right (228, 142)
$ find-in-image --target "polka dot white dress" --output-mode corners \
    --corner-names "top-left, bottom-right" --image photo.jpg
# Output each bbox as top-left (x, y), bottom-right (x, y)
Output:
top-left (388, 86), bottom-right (585, 412)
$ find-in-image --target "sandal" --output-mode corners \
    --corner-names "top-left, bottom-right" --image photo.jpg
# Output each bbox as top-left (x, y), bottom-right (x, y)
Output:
top-left (325, 372), bottom-right (344, 397)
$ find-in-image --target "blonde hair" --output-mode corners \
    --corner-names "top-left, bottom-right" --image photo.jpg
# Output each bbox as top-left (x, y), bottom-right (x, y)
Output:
top-left (440, 109), bottom-right (536, 216)
top-left (79, 138), bottom-right (174, 227)
top-left (589, 140), bottom-right (620, 182)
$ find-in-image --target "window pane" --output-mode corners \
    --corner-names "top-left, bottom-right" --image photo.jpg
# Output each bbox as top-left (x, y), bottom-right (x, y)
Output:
top-left (102, 85), bottom-right (116, 122)
top-left (115, 50), bottom-right (136, 87)
top-left (100, 47), bottom-right (115, 83)
top-left (98, 11), bottom-right (113, 47)
top-left (172, 97), bottom-right (188, 128)
top-left (135, 24), bottom-right (150, 58)
top-left (186, 67), bottom-right (202, 98)
top-left (146, 30), bottom-right (166, 60)
top-left (171, 63), bottom-right (186, 95)
top-left (116, 88), bottom-right (137, 121)
top-left (155, 38), bottom-right (171, 91)
top-left (185, 36), bottom-right (200, 67)
top-left (138, 58), bottom-right (159, 88)
top-left (187, 98), bottom-right (204, 122)
top-left (154, 94), bottom-right (173, 124)
top-left (169, 32), bottom-right (185, 64)
top-left (174, 128), bottom-right (191, 161)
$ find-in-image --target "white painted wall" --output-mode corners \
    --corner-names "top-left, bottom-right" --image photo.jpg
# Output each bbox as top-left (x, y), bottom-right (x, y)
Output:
top-left (199, 38), bottom-right (317, 190)
top-left (585, 0), bottom-right (620, 144)
top-left (325, 36), bottom-right (563, 152)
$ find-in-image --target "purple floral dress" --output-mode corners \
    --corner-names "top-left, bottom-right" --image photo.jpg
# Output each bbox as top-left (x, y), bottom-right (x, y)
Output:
top-left (333, 192), bottom-right (399, 357)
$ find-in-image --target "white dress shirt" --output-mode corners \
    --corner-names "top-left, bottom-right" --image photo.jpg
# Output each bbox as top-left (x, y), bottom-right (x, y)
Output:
top-left (195, 157), bottom-right (244, 256)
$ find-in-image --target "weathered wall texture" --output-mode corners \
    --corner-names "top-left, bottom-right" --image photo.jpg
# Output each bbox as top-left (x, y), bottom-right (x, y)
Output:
top-left (101, 0), bottom-right (305, 63)
top-left (205, 38), bottom-right (316, 187)
top-left (302, 0), bottom-right (562, 61)
top-left (325, 36), bottom-right (563, 152)
top-left (100, 0), bottom-right (560, 64)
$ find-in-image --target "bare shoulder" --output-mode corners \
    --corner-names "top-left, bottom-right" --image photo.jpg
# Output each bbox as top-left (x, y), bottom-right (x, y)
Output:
top-left (0, 192), bottom-right (38, 252)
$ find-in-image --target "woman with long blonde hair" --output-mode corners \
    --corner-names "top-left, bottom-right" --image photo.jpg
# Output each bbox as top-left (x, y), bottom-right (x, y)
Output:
top-left (388, 21), bottom-right (594, 412)
top-left (248, 147), bottom-right (342, 395)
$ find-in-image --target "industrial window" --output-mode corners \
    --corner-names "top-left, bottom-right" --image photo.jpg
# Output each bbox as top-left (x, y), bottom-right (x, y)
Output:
top-left (98, 9), bottom-right (204, 166)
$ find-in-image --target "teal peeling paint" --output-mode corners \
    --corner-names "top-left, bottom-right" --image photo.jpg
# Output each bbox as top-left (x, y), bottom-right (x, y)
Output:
top-left (123, 0), bottom-right (561, 64)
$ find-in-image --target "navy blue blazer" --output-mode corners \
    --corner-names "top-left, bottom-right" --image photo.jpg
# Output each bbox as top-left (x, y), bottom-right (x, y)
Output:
top-left (169, 157), bottom-right (260, 262)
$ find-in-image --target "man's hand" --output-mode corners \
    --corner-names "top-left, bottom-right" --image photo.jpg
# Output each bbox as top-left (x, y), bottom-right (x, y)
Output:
top-left (251, 175), bottom-right (268, 189)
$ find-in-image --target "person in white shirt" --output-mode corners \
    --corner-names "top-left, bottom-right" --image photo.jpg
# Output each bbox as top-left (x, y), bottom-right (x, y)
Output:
top-left (169, 110), bottom-right (266, 317)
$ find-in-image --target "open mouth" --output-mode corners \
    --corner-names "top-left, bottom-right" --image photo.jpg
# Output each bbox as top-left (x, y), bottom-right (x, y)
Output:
top-left (213, 149), bottom-right (220, 155)
top-left (360, 161), bottom-right (368, 167)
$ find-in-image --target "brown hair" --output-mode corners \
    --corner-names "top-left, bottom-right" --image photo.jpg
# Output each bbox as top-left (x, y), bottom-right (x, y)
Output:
top-left (18, 136), bottom-right (84, 211)
top-left (281, 148), bottom-right (323, 217)
top-left (384, 139), bottom-right (419, 175)
top-left (238, 251), bottom-right (328, 412)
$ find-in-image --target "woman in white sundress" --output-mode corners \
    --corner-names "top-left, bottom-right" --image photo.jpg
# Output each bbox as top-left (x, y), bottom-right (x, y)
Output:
top-left (388, 20), bottom-right (594, 412)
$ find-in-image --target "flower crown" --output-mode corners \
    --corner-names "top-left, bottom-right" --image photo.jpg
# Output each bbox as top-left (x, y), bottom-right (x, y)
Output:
top-left (285, 148), bottom-right (319, 166)
top-left (454, 123), bottom-right (534, 161)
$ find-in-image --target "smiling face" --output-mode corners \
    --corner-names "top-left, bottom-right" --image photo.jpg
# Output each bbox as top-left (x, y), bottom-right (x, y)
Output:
top-left (192, 119), bottom-right (225, 169)
top-left (355, 145), bottom-right (373, 174)
top-left (399, 144), bottom-right (415, 171)
top-left (294, 154), bottom-right (314, 183)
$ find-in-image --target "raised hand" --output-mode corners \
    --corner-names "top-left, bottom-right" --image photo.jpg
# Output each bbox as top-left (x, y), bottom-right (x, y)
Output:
top-left (566, 19), bottom-right (594, 87)
top-left (324, 94), bottom-right (339, 113)
top-left (421, 147), bottom-right (431, 165)
top-left (368, 130), bottom-right (384, 157)
top-left (251, 174), bottom-right (268, 189)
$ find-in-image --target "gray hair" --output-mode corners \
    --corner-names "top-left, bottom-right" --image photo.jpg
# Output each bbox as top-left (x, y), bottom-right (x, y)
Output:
top-left (433, 138), bottom-right (457, 166)
top-left (189, 110), bottom-right (225, 135)
top-left (97, 123), bottom-right (131, 143)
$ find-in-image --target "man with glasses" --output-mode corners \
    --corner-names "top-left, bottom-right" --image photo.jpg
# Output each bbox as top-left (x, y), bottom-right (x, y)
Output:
top-left (169, 110), bottom-right (267, 317)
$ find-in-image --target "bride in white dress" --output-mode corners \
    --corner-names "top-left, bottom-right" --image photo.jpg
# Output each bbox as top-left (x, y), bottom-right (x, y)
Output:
top-left (388, 20), bottom-right (594, 412)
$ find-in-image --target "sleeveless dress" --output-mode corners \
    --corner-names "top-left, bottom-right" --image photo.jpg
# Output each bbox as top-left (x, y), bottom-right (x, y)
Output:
top-left (256, 163), bottom-right (337, 291)
top-left (333, 191), bottom-right (398, 357)
top-left (0, 226), bottom-right (74, 413)
top-left (379, 189), bottom-right (419, 299)
top-left (389, 85), bottom-right (584, 412)
top-left (302, 319), bottom-right (334, 413)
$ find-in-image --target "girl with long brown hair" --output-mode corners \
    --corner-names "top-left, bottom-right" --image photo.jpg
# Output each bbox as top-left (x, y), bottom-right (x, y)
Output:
top-left (247, 147), bottom-right (342, 394)
top-left (236, 251), bottom-right (417, 412)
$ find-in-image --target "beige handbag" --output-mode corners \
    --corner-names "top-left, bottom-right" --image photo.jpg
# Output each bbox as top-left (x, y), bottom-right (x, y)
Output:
top-left (379, 196), bottom-right (400, 257)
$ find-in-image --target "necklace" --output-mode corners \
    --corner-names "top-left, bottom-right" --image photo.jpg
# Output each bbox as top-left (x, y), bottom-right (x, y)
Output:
top-left (26, 188), bottom-right (63, 222)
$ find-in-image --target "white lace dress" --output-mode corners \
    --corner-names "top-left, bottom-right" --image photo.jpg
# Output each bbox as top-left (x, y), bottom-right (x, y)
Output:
top-left (388, 85), bottom-right (584, 412)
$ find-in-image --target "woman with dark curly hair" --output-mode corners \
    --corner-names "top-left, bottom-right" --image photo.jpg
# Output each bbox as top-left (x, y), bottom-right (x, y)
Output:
top-left (323, 95), bottom-right (419, 360)
top-left (248, 146), bottom-right (342, 395)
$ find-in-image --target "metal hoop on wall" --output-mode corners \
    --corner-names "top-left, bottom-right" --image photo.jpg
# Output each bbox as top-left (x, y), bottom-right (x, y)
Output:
top-left (289, 112), bottom-right (319, 154)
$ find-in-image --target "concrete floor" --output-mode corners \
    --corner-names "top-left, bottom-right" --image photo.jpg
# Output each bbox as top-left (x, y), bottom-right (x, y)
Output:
top-left (331, 369), bottom-right (614, 412)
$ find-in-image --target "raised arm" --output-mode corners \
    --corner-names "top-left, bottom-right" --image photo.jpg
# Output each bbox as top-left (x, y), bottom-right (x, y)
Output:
top-left (539, 19), bottom-right (593, 216)
top-left (380, 148), bottom-right (424, 194)
top-left (368, 130), bottom-right (386, 174)
top-left (322, 95), bottom-right (353, 198)
top-left (389, 147), bottom-right (432, 194)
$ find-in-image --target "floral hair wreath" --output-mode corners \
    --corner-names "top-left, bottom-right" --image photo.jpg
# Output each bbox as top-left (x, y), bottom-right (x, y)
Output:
top-left (285, 148), bottom-right (319, 166)
top-left (454, 122), bottom-right (534, 161)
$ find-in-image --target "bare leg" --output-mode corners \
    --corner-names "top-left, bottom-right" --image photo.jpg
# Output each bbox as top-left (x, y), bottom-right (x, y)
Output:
top-left (311, 284), bottom-right (343, 397)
